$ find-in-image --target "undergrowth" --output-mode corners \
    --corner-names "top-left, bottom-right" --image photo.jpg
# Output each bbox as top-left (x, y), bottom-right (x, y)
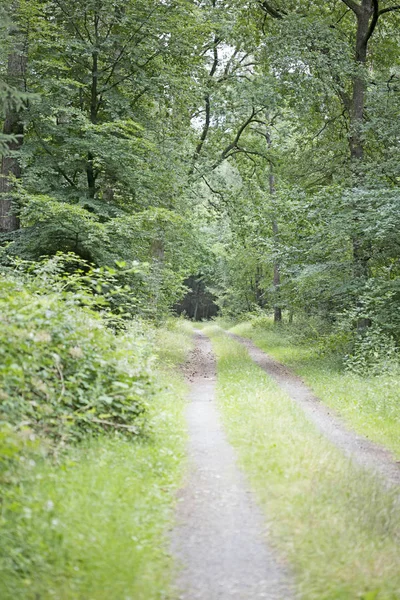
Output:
top-left (0, 257), bottom-right (192, 599)
top-left (0, 260), bottom-right (154, 443)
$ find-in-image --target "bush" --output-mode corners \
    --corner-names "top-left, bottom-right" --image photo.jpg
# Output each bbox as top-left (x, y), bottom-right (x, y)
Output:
top-left (0, 274), bottom-right (154, 444)
top-left (344, 326), bottom-right (399, 376)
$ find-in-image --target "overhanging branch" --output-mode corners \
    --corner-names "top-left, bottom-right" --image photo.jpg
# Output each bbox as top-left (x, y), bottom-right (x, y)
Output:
top-left (220, 108), bottom-right (259, 162)
top-left (379, 4), bottom-right (400, 14)
top-left (339, 0), bottom-right (361, 15)
top-left (190, 37), bottom-right (220, 173)
top-left (258, 0), bottom-right (284, 19)
top-left (366, 0), bottom-right (380, 43)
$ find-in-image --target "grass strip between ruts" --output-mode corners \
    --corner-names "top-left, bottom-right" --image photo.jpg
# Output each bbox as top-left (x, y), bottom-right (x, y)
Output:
top-left (205, 325), bottom-right (400, 600)
top-left (229, 320), bottom-right (400, 460)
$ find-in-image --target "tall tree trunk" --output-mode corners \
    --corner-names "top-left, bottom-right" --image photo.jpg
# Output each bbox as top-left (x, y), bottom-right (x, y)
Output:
top-left (87, 49), bottom-right (99, 198)
top-left (349, 0), bottom-right (371, 162)
top-left (272, 224), bottom-right (282, 323)
top-left (254, 264), bottom-right (265, 308)
top-left (348, 1), bottom-right (374, 307)
top-left (260, 1), bottom-right (400, 322)
top-left (0, 51), bottom-right (26, 233)
top-left (342, 0), bottom-right (399, 329)
top-left (266, 132), bottom-right (282, 323)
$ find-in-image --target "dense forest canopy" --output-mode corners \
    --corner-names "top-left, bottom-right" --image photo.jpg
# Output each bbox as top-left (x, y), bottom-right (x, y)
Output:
top-left (1, 0), bottom-right (400, 356)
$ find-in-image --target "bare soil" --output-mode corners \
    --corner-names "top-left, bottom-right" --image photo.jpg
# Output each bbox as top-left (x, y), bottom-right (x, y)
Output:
top-left (229, 332), bottom-right (400, 489)
top-left (171, 332), bottom-right (293, 600)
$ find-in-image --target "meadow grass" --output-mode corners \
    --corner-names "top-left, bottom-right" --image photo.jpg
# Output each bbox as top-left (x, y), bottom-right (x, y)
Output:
top-left (0, 322), bottom-right (192, 600)
top-left (229, 319), bottom-right (400, 459)
top-left (205, 326), bottom-right (400, 600)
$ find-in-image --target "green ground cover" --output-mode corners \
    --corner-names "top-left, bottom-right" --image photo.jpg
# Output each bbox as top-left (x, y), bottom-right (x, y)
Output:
top-left (205, 326), bottom-right (400, 600)
top-left (0, 322), bottom-right (192, 600)
top-left (228, 319), bottom-right (400, 459)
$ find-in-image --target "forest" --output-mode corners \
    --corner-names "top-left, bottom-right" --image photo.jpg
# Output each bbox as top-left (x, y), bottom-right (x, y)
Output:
top-left (1, 1), bottom-right (400, 599)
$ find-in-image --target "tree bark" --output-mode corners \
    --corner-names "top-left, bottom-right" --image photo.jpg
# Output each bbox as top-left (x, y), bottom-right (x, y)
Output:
top-left (348, 1), bottom-right (374, 282)
top-left (349, 0), bottom-right (372, 162)
top-left (0, 51), bottom-right (26, 233)
top-left (266, 132), bottom-right (282, 323)
top-left (87, 48), bottom-right (99, 198)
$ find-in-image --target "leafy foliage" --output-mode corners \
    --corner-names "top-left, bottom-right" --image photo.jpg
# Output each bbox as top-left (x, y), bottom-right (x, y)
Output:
top-left (0, 268), bottom-right (153, 444)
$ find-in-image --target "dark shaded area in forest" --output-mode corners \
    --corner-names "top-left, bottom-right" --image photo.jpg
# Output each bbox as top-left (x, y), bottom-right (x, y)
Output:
top-left (175, 275), bottom-right (218, 321)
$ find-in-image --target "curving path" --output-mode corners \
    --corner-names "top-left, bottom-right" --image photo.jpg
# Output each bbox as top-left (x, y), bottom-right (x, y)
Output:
top-left (228, 331), bottom-right (400, 490)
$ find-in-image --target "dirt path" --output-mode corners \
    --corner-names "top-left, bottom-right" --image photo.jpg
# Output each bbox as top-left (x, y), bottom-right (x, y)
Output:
top-left (171, 332), bottom-right (292, 600)
top-left (229, 332), bottom-right (400, 489)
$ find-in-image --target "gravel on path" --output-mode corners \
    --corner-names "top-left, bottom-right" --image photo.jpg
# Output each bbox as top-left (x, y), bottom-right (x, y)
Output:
top-left (229, 332), bottom-right (400, 490)
top-left (171, 332), bottom-right (293, 600)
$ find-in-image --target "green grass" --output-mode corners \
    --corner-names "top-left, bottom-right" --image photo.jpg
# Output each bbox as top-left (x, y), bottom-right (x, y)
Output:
top-left (205, 326), bottom-right (400, 600)
top-left (0, 323), bottom-right (192, 600)
top-left (229, 319), bottom-right (400, 459)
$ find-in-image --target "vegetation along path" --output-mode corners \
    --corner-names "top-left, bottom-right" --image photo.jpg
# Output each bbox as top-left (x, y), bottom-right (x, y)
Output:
top-left (228, 331), bottom-right (400, 490)
top-left (171, 332), bottom-right (292, 600)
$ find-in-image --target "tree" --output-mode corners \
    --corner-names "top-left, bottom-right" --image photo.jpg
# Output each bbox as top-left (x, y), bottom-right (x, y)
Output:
top-left (0, 1), bottom-right (28, 233)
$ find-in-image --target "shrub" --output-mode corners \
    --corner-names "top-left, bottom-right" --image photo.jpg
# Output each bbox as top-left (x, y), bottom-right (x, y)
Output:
top-left (344, 326), bottom-right (399, 376)
top-left (0, 275), bottom-right (154, 444)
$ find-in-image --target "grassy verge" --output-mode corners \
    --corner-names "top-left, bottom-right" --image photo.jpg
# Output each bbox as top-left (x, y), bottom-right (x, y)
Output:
top-left (0, 322), bottom-right (192, 600)
top-left (228, 319), bottom-right (400, 459)
top-left (205, 325), bottom-right (400, 600)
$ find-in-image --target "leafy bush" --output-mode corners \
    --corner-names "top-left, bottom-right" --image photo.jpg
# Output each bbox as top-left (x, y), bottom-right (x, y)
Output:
top-left (0, 274), bottom-right (154, 444)
top-left (344, 326), bottom-right (399, 376)
top-left (9, 194), bottom-right (109, 263)
top-left (28, 252), bottom-right (150, 324)
top-left (247, 311), bottom-right (337, 349)
top-left (5, 196), bottom-right (199, 321)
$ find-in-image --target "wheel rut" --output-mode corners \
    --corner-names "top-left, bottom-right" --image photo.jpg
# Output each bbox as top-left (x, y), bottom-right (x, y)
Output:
top-left (228, 331), bottom-right (400, 490)
top-left (171, 332), bottom-right (293, 600)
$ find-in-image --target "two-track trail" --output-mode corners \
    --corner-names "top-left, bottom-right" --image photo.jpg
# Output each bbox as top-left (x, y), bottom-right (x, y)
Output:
top-left (170, 328), bottom-right (400, 600)
top-left (170, 332), bottom-right (293, 600)
top-left (228, 332), bottom-right (400, 489)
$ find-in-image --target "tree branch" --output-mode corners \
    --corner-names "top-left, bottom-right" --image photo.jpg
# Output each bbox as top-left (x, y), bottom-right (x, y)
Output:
top-left (100, 51), bottom-right (161, 95)
top-left (192, 94), bottom-right (211, 163)
top-left (336, 8), bottom-right (352, 23)
top-left (220, 108), bottom-right (259, 162)
top-left (339, 0), bottom-right (361, 15)
top-left (53, 0), bottom-right (88, 43)
top-left (310, 111), bottom-right (347, 141)
top-left (201, 174), bottom-right (225, 203)
top-left (190, 37), bottom-right (220, 171)
top-left (100, 9), bottom-right (158, 86)
top-left (31, 123), bottom-right (77, 188)
top-left (366, 2), bottom-right (400, 44)
top-left (209, 37), bottom-right (220, 78)
top-left (259, 0), bottom-right (284, 19)
top-left (83, 11), bottom-right (93, 44)
top-left (229, 147), bottom-right (271, 162)
top-left (223, 46), bottom-right (241, 77)
top-left (379, 4), bottom-right (400, 14)
top-left (366, 0), bottom-right (380, 43)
